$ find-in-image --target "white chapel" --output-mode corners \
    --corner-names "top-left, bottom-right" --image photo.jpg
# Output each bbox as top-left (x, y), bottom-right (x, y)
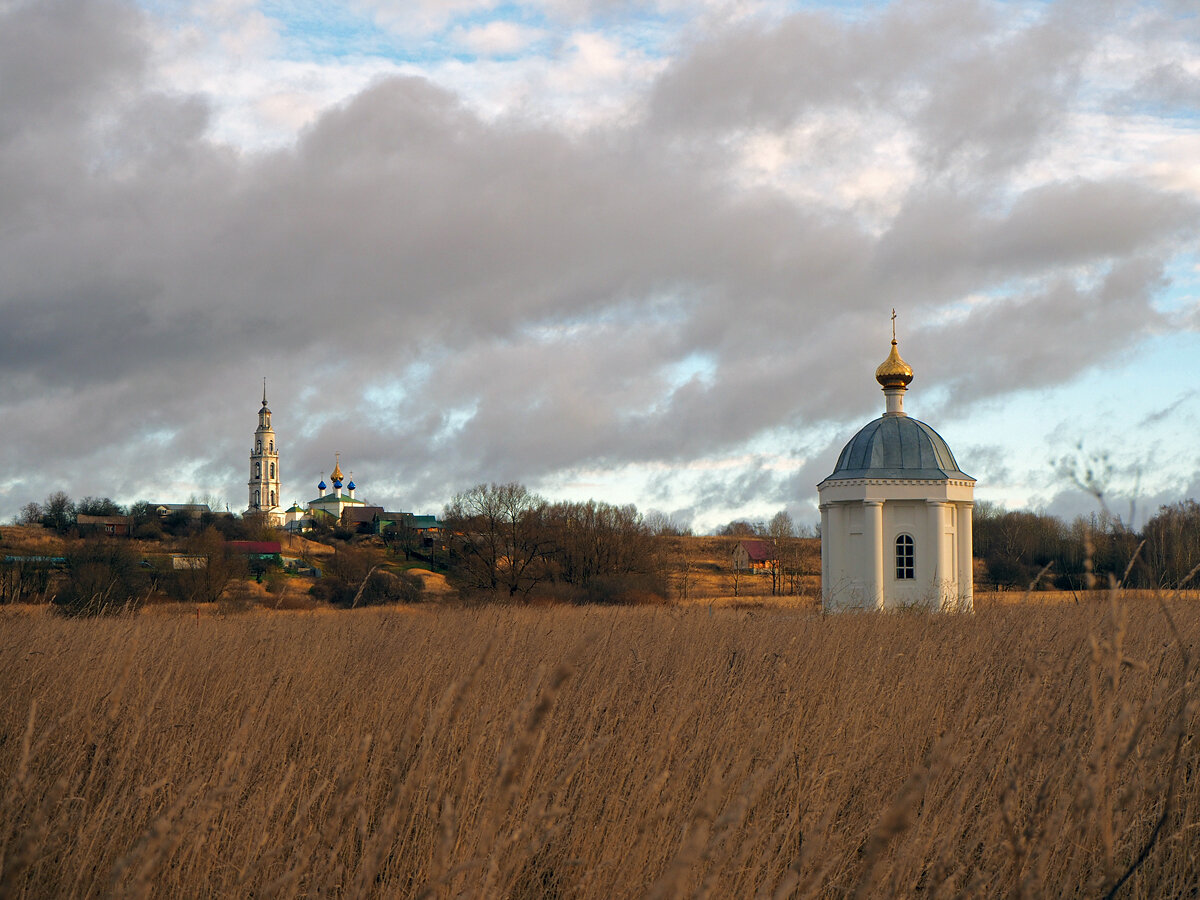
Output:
top-left (817, 322), bottom-right (975, 611)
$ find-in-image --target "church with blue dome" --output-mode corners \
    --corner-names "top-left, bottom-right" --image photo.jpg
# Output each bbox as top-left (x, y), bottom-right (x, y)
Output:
top-left (243, 387), bottom-right (372, 531)
top-left (302, 453), bottom-right (368, 523)
top-left (817, 321), bottom-right (975, 611)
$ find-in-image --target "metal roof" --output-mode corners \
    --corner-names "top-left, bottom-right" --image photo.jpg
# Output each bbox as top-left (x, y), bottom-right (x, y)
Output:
top-left (823, 415), bottom-right (973, 482)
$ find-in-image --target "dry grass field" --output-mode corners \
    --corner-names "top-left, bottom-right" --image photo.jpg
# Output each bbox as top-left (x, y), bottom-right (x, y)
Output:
top-left (2, 593), bottom-right (1198, 898)
top-left (656, 536), bottom-right (822, 607)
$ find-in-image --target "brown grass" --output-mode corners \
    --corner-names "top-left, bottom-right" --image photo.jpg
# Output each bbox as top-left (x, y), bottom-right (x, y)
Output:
top-left (658, 535), bottom-right (822, 607)
top-left (1, 596), bottom-right (1198, 897)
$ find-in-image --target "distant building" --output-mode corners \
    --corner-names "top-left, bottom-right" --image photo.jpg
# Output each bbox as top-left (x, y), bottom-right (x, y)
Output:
top-left (378, 512), bottom-right (442, 548)
top-left (246, 383), bottom-right (283, 525)
top-left (817, 322), bottom-right (975, 611)
top-left (76, 514), bottom-right (132, 536)
top-left (154, 503), bottom-right (209, 519)
top-left (228, 540), bottom-right (283, 562)
top-left (238, 393), bottom-right (440, 538)
top-left (305, 453), bottom-right (369, 523)
top-left (342, 505), bottom-right (385, 533)
top-left (732, 539), bottom-right (776, 573)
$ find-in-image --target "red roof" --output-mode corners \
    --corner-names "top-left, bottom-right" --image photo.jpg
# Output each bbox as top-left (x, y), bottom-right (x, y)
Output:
top-left (738, 539), bottom-right (775, 561)
top-left (228, 541), bottom-right (282, 555)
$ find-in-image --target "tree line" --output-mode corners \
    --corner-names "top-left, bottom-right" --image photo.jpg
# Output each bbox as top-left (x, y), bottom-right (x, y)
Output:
top-left (974, 500), bottom-right (1200, 591)
top-left (16, 491), bottom-right (264, 541)
top-left (441, 483), bottom-right (670, 603)
top-left (0, 527), bottom-right (251, 614)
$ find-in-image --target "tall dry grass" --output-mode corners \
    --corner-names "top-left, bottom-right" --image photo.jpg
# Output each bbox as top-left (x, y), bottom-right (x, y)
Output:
top-left (1, 598), bottom-right (1197, 897)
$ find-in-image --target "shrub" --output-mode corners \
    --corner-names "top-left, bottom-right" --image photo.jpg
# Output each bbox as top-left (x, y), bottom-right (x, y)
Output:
top-left (333, 570), bottom-right (426, 608)
top-left (53, 540), bottom-right (147, 617)
top-left (308, 576), bottom-right (354, 606)
top-left (578, 573), bottom-right (670, 605)
top-left (0, 557), bottom-right (53, 605)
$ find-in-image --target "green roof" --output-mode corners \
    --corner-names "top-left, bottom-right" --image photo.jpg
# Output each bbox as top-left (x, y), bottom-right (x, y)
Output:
top-left (307, 494), bottom-right (367, 507)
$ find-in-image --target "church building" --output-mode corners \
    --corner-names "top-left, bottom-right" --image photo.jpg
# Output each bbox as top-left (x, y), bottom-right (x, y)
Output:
top-left (243, 387), bottom-right (372, 531)
top-left (303, 453), bottom-right (368, 523)
top-left (818, 324), bottom-right (975, 611)
top-left (247, 384), bottom-right (283, 525)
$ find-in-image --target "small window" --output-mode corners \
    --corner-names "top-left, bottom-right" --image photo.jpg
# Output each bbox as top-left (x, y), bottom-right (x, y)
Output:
top-left (896, 534), bottom-right (915, 580)
top-left (255, 462), bottom-right (261, 477)
top-left (256, 441), bottom-right (261, 452)
top-left (270, 463), bottom-right (275, 478)
top-left (269, 440), bottom-right (274, 451)
top-left (270, 491), bottom-right (276, 506)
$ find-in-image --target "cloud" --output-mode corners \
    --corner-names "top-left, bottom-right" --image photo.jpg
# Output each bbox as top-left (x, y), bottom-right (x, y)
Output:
top-left (0, 0), bottom-right (145, 139)
top-left (1138, 393), bottom-right (1190, 428)
top-left (451, 21), bottom-right (548, 56)
top-left (1, 0), bottom-right (1199, 528)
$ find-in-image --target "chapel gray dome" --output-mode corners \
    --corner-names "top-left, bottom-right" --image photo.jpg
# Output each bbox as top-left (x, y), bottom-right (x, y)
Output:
top-left (824, 415), bottom-right (973, 482)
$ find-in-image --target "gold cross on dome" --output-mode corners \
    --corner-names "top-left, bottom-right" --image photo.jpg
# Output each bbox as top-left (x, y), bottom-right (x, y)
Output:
top-left (891, 308), bottom-right (897, 342)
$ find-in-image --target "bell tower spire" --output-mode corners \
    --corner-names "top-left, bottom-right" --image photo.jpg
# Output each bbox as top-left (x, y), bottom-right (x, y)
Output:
top-left (247, 380), bottom-right (281, 523)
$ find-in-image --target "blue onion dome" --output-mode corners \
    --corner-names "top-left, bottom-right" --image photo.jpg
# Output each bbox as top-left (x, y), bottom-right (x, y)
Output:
top-left (347, 480), bottom-right (356, 490)
top-left (318, 480), bottom-right (327, 490)
top-left (333, 480), bottom-right (343, 489)
top-left (824, 416), bottom-right (972, 482)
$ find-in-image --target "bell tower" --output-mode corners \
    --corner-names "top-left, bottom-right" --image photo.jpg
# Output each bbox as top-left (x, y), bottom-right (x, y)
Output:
top-left (248, 380), bottom-right (281, 523)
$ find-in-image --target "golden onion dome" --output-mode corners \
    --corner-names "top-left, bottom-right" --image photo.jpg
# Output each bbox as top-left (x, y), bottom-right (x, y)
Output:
top-left (330, 453), bottom-right (344, 483)
top-left (875, 339), bottom-right (914, 388)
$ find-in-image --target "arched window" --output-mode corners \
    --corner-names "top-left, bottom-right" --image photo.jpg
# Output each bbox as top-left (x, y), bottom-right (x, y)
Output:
top-left (254, 490), bottom-right (261, 507)
top-left (256, 441), bottom-right (261, 452)
top-left (255, 462), bottom-right (261, 477)
top-left (896, 534), bottom-right (915, 580)
top-left (270, 463), bottom-right (275, 478)
top-left (269, 440), bottom-right (274, 451)
top-left (270, 491), bottom-right (276, 506)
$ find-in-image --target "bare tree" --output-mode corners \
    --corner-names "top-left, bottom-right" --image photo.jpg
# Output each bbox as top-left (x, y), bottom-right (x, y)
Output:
top-left (544, 500), bottom-right (654, 585)
top-left (644, 510), bottom-right (690, 537)
top-left (42, 491), bottom-right (76, 534)
top-left (0, 557), bottom-right (52, 604)
top-left (443, 483), bottom-right (551, 599)
top-left (1143, 501), bottom-right (1200, 588)
top-left (55, 539), bottom-right (148, 616)
top-left (77, 496), bottom-right (123, 516)
top-left (166, 528), bottom-right (248, 605)
top-left (675, 558), bottom-right (694, 603)
top-left (764, 510), bottom-right (794, 596)
top-left (17, 502), bottom-right (43, 526)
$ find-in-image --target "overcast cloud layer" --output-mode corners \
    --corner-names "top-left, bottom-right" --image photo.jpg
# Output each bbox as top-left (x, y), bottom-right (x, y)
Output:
top-left (1, 0), bottom-right (1198, 530)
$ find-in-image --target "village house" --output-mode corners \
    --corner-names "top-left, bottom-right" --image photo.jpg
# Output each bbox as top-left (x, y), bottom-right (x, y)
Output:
top-left (732, 539), bottom-right (777, 573)
top-left (76, 514), bottom-right (132, 536)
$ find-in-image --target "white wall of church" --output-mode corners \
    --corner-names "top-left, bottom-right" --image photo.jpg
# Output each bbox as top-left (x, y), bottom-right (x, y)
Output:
top-left (821, 496), bottom-right (973, 611)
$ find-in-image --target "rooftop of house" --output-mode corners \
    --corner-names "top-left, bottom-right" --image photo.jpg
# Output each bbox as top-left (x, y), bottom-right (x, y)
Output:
top-left (736, 539), bottom-right (775, 561)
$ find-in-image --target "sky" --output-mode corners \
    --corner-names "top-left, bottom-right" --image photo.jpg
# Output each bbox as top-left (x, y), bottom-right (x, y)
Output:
top-left (1, 0), bottom-right (1198, 533)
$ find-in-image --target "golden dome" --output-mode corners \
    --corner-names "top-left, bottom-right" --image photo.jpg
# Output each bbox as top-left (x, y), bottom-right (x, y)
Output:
top-left (330, 453), bottom-right (344, 483)
top-left (875, 339), bottom-right (914, 388)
